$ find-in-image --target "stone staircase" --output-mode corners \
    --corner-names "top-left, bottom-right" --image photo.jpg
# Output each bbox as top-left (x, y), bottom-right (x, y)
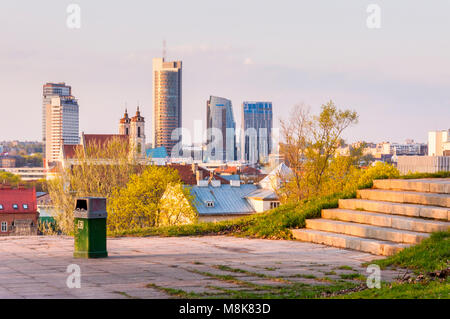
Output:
top-left (292, 179), bottom-right (450, 256)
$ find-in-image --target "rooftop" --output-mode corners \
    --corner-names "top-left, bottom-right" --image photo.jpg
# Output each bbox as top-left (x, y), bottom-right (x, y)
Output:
top-left (168, 164), bottom-right (230, 185)
top-left (191, 184), bottom-right (257, 215)
top-left (0, 187), bottom-right (37, 213)
top-left (147, 147), bottom-right (168, 159)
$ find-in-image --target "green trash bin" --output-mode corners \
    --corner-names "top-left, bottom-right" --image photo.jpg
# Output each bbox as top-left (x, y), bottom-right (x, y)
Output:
top-left (73, 197), bottom-right (108, 258)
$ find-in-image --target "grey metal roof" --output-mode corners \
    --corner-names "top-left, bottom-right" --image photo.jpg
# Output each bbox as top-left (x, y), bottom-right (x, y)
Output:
top-left (245, 188), bottom-right (279, 200)
top-left (220, 174), bottom-right (241, 181)
top-left (190, 184), bottom-right (257, 215)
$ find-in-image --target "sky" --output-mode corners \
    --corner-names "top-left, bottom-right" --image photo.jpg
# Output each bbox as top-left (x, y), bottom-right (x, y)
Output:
top-left (0, 0), bottom-right (449, 144)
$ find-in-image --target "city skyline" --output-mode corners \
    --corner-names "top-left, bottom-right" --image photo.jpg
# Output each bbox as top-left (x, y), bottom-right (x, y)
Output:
top-left (1, 1), bottom-right (449, 144)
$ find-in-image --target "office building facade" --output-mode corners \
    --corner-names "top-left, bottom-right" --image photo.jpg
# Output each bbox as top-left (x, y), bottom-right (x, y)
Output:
top-left (241, 101), bottom-right (273, 164)
top-left (206, 96), bottom-right (236, 162)
top-left (152, 58), bottom-right (182, 157)
top-left (45, 95), bottom-right (79, 166)
top-left (42, 83), bottom-right (72, 156)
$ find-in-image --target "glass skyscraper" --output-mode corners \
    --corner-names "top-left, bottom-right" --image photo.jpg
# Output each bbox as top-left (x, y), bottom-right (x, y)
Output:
top-left (241, 101), bottom-right (273, 164)
top-left (152, 58), bottom-right (182, 157)
top-left (206, 96), bottom-right (236, 162)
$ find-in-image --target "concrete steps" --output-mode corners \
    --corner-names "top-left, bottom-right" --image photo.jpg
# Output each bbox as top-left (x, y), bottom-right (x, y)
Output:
top-left (338, 199), bottom-right (449, 221)
top-left (322, 208), bottom-right (449, 233)
top-left (291, 229), bottom-right (409, 256)
top-left (357, 189), bottom-right (450, 208)
top-left (373, 179), bottom-right (450, 194)
top-left (292, 178), bottom-right (450, 256)
top-left (305, 219), bottom-right (428, 244)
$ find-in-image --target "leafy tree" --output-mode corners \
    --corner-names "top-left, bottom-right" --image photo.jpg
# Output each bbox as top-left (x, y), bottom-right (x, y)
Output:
top-left (0, 171), bottom-right (21, 185)
top-left (107, 166), bottom-right (190, 232)
top-left (152, 183), bottom-right (197, 227)
top-left (279, 100), bottom-right (359, 202)
top-left (357, 161), bottom-right (400, 189)
top-left (47, 137), bottom-right (141, 234)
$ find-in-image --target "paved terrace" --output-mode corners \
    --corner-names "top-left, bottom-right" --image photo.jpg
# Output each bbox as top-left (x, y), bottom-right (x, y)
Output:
top-left (0, 235), bottom-right (402, 299)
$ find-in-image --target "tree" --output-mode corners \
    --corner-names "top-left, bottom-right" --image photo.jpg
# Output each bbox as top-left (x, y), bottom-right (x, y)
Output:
top-left (0, 171), bottom-right (21, 185)
top-left (279, 100), bottom-right (359, 202)
top-left (158, 183), bottom-right (197, 227)
top-left (107, 166), bottom-right (190, 232)
top-left (278, 105), bottom-right (312, 201)
top-left (47, 137), bottom-right (141, 234)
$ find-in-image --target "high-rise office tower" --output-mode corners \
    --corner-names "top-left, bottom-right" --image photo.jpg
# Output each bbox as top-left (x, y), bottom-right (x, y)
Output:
top-left (44, 94), bottom-right (79, 166)
top-left (42, 83), bottom-right (72, 156)
top-left (206, 96), bottom-right (236, 162)
top-left (152, 58), bottom-right (182, 156)
top-left (241, 101), bottom-right (273, 164)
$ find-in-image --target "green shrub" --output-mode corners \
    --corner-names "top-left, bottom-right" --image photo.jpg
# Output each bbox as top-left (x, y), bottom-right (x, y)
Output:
top-left (399, 171), bottom-right (450, 179)
top-left (356, 162), bottom-right (400, 189)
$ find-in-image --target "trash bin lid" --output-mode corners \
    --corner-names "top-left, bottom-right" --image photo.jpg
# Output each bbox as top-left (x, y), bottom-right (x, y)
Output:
top-left (74, 197), bottom-right (107, 219)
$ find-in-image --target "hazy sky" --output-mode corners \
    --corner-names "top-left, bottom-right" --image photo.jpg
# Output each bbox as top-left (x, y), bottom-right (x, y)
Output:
top-left (1, 0), bottom-right (449, 144)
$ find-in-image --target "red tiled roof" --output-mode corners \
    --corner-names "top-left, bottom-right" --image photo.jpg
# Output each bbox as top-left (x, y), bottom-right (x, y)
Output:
top-left (168, 164), bottom-right (230, 185)
top-left (214, 166), bottom-right (238, 175)
top-left (83, 134), bottom-right (129, 147)
top-left (241, 166), bottom-right (261, 175)
top-left (63, 145), bottom-right (79, 159)
top-left (0, 187), bottom-right (37, 213)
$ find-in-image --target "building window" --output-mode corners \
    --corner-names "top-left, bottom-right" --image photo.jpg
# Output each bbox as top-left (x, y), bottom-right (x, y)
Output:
top-left (126, 128), bottom-right (129, 135)
top-left (1, 222), bottom-right (7, 232)
top-left (138, 127), bottom-right (141, 138)
top-left (270, 202), bottom-right (280, 209)
top-left (12, 204), bottom-right (18, 210)
top-left (205, 201), bottom-right (214, 207)
top-left (23, 204), bottom-right (28, 210)
top-left (0, 204), bottom-right (3, 210)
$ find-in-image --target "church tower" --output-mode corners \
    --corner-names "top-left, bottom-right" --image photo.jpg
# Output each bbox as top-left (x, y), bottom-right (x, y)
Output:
top-left (130, 106), bottom-right (146, 158)
top-left (119, 109), bottom-right (131, 136)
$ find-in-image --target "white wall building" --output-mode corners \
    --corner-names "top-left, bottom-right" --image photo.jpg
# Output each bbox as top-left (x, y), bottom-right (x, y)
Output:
top-left (428, 129), bottom-right (450, 156)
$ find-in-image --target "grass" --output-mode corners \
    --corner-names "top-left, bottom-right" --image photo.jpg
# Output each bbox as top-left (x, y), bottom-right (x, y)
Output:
top-left (290, 274), bottom-right (317, 279)
top-left (147, 283), bottom-right (201, 298)
top-left (112, 291), bottom-right (141, 299)
top-left (370, 231), bottom-right (450, 274)
top-left (336, 278), bottom-right (450, 299)
top-left (336, 265), bottom-right (354, 271)
top-left (212, 265), bottom-right (290, 283)
top-left (339, 273), bottom-right (365, 281)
